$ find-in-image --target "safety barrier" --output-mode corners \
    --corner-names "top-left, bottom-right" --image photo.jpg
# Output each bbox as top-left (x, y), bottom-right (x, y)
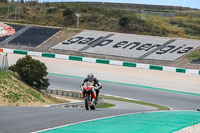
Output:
top-left (0, 48), bottom-right (199, 75)
top-left (45, 89), bottom-right (104, 108)
top-left (46, 89), bottom-right (82, 99)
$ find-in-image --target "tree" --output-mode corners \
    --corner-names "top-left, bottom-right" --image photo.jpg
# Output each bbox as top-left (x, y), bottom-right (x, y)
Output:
top-left (119, 15), bottom-right (131, 28)
top-left (9, 55), bottom-right (49, 90)
top-left (62, 8), bottom-right (74, 17)
top-left (62, 8), bottom-right (75, 26)
top-left (0, 0), bottom-right (8, 2)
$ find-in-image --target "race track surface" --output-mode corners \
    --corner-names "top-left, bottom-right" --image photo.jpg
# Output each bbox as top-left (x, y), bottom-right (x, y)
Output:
top-left (0, 107), bottom-right (151, 133)
top-left (48, 74), bottom-right (200, 110)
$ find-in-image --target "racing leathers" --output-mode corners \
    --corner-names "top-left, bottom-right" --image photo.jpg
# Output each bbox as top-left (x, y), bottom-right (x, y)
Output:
top-left (81, 77), bottom-right (102, 101)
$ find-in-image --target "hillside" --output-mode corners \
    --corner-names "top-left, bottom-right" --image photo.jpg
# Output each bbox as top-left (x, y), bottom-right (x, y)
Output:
top-left (0, 2), bottom-right (200, 40)
top-left (0, 70), bottom-right (66, 106)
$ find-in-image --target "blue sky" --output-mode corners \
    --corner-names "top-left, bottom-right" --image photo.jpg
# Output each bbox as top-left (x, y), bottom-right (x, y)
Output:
top-left (38, 0), bottom-right (200, 9)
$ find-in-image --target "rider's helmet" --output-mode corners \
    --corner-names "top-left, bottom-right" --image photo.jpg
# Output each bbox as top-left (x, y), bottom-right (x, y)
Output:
top-left (87, 73), bottom-right (94, 82)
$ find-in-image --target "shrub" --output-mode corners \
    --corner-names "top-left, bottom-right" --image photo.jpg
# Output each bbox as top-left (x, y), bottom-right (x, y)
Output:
top-left (119, 15), bottom-right (131, 27)
top-left (63, 8), bottom-right (74, 17)
top-left (9, 55), bottom-right (49, 90)
top-left (46, 7), bottom-right (57, 14)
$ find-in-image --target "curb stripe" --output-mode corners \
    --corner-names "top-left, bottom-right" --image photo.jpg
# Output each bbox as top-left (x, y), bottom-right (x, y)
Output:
top-left (109, 60), bottom-right (123, 66)
top-left (123, 62), bottom-right (136, 67)
top-left (13, 50), bottom-right (27, 55)
top-left (3, 48), bottom-right (13, 53)
top-left (42, 53), bottom-right (55, 58)
top-left (96, 59), bottom-right (110, 64)
top-left (0, 48), bottom-right (3, 52)
top-left (82, 57), bottom-right (96, 63)
top-left (163, 66), bottom-right (176, 72)
top-left (28, 51), bottom-right (42, 57)
top-left (1, 48), bottom-right (200, 76)
top-left (55, 54), bottom-right (69, 60)
top-left (136, 63), bottom-right (150, 69)
top-left (176, 68), bottom-right (186, 73)
top-left (149, 65), bottom-right (163, 71)
top-left (69, 56), bottom-right (82, 61)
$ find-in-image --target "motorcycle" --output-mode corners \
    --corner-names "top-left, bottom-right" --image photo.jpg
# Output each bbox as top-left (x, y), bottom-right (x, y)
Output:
top-left (82, 81), bottom-right (96, 110)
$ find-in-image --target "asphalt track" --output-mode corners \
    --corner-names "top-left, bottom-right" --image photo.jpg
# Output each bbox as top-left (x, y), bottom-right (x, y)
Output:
top-left (47, 74), bottom-right (200, 110)
top-left (0, 107), bottom-right (151, 133)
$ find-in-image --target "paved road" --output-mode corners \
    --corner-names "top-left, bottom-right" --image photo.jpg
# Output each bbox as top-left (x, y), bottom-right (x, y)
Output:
top-left (48, 74), bottom-right (200, 110)
top-left (0, 107), bottom-right (151, 133)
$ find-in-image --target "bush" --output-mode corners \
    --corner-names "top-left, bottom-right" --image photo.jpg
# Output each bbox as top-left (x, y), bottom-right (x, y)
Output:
top-left (46, 7), bottom-right (58, 14)
top-left (9, 55), bottom-right (49, 90)
top-left (63, 8), bottom-right (74, 17)
top-left (119, 15), bottom-right (131, 27)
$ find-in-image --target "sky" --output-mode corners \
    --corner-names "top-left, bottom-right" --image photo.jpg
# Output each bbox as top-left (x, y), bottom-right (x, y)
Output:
top-left (38, 0), bottom-right (200, 9)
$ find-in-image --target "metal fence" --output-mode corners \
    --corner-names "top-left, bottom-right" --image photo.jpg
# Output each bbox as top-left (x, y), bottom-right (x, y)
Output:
top-left (46, 89), bottom-right (83, 99)
top-left (45, 89), bottom-right (104, 107)
top-left (0, 53), bottom-right (8, 70)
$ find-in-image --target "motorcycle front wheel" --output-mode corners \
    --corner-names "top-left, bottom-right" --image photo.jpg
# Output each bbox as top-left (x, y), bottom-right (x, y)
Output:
top-left (85, 95), bottom-right (90, 110)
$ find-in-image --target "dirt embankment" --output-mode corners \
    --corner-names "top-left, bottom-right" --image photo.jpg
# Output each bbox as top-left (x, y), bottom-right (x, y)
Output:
top-left (0, 71), bottom-right (67, 107)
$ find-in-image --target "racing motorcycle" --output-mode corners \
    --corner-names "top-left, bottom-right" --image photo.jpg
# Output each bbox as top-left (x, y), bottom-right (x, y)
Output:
top-left (81, 81), bottom-right (96, 110)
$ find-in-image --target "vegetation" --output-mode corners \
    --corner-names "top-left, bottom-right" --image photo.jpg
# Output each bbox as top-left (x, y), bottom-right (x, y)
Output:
top-left (96, 102), bottom-right (116, 108)
top-left (0, 2), bottom-right (200, 40)
top-left (9, 55), bottom-right (49, 90)
top-left (0, 70), bottom-right (67, 106)
top-left (186, 48), bottom-right (200, 60)
top-left (101, 95), bottom-right (170, 110)
top-left (0, 0), bottom-right (8, 3)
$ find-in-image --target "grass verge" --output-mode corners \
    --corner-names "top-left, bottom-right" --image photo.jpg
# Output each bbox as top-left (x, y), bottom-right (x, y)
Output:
top-left (101, 95), bottom-right (170, 110)
top-left (96, 102), bottom-right (116, 108)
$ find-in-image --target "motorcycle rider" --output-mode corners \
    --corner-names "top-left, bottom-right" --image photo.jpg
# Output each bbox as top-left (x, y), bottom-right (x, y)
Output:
top-left (81, 73), bottom-right (102, 102)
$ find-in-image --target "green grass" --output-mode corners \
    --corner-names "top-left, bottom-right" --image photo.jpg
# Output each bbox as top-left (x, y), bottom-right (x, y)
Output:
top-left (101, 95), bottom-right (170, 110)
top-left (26, 88), bottom-right (45, 103)
top-left (96, 102), bottom-right (116, 108)
top-left (186, 48), bottom-right (200, 60)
